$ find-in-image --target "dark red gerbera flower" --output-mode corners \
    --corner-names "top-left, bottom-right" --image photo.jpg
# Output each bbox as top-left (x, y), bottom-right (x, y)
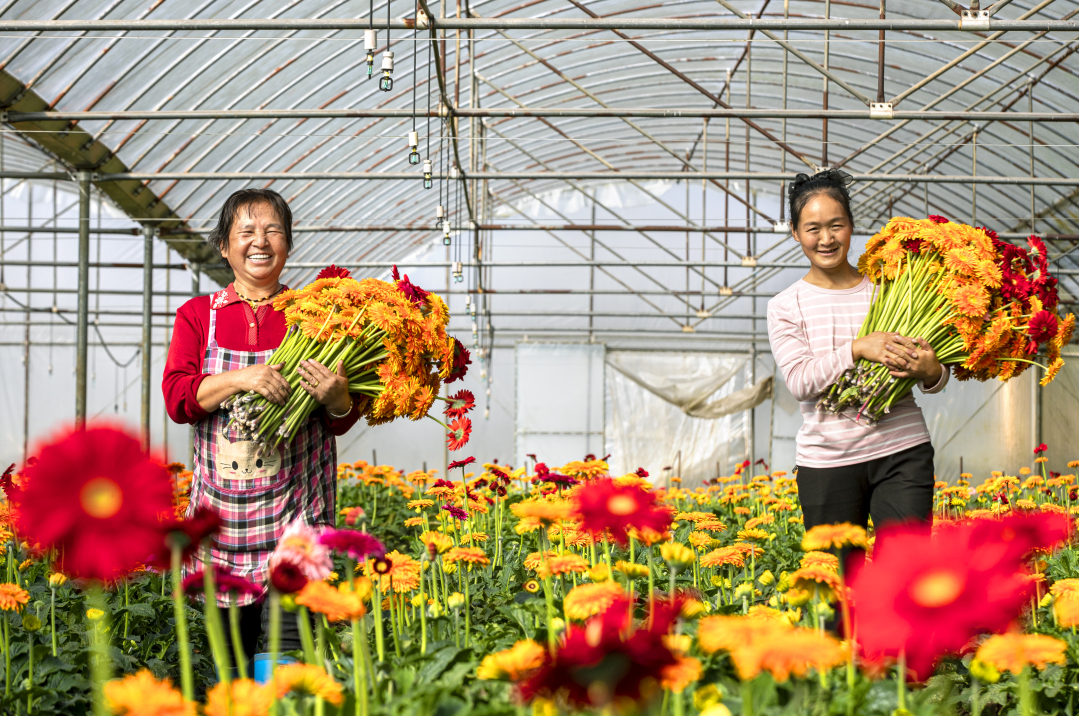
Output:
top-left (442, 504), bottom-right (468, 521)
top-left (534, 463), bottom-right (549, 477)
top-left (269, 557), bottom-right (309, 594)
top-left (1035, 443), bottom-right (1048, 455)
top-left (391, 264), bottom-right (431, 306)
top-left (635, 468), bottom-right (649, 479)
top-left (850, 514), bottom-right (1064, 680)
top-left (1035, 275), bottom-right (1059, 311)
top-left (519, 595), bottom-right (680, 709)
top-left (902, 239), bottom-right (924, 253)
top-left (181, 565), bottom-right (264, 600)
top-left (17, 425), bottom-right (174, 583)
top-left (980, 227), bottom-right (999, 240)
top-left (1027, 310), bottom-right (1059, 346)
top-left (539, 473), bottom-right (578, 487)
top-left (445, 338), bottom-right (471, 384)
top-left (928, 215), bottom-right (950, 224)
top-left (319, 529), bottom-right (385, 560)
top-left (0, 463), bottom-right (20, 503)
top-left (447, 417), bottom-right (472, 451)
top-left (316, 264), bottom-right (352, 280)
top-left (149, 506), bottom-right (222, 569)
top-left (573, 479), bottom-right (673, 546)
top-left (1027, 235), bottom-right (1049, 273)
top-left (447, 456), bottom-right (476, 471)
top-left (444, 390), bottom-right (475, 418)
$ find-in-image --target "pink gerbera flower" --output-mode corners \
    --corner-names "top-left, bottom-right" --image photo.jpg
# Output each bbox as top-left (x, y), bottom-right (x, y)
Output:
top-left (269, 520), bottom-right (332, 582)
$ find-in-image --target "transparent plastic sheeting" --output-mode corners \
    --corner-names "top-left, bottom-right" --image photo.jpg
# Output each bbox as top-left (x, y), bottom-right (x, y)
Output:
top-left (922, 362), bottom-right (1079, 481)
top-left (604, 351), bottom-right (755, 485)
top-left (514, 343), bottom-right (606, 469)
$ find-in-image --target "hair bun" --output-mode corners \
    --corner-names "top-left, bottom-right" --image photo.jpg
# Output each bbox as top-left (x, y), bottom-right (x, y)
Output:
top-left (788, 173), bottom-right (812, 198)
top-left (818, 168), bottom-right (854, 187)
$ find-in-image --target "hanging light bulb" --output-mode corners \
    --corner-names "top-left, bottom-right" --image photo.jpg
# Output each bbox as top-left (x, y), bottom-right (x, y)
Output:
top-left (379, 51), bottom-right (394, 91)
top-left (436, 204), bottom-right (445, 220)
top-left (423, 160), bottom-right (433, 189)
top-left (452, 260), bottom-right (463, 283)
top-left (442, 220), bottom-right (451, 246)
top-left (407, 131), bottom-right (420, 165)
top-left (365, 30), bottom-right (377, 78)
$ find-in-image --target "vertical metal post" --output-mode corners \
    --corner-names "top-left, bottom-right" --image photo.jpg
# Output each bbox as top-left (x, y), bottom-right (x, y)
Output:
top-left (74, 171), bottom-right (92, 428)
top-left (767, 362), bottom-right (777, 471)
top-left (724, 68), bottom-right (731, 289)
top-left (822, 0), bottom-right (830, 168)
top-left (188, 261), bottom-right (201, 469)
top-left (877, 0), bottom-right (886, 103)
top-left (971, 127), bottom-right (978, 225)
top-left (141, 224), bottom-right (154, 450)
top-left (780, 0), bottom-right (789, 221)
top-left (588, 191), bottom-right (596, 341)
top-left (21, 183), bottom-right (31, 461)
top-left (747, 346), bottom-right (756, 464)
top-left (1029, 78), bottom-right (1036, 233)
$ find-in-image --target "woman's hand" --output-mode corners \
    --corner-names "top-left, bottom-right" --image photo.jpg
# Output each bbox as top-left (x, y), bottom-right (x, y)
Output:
top-left (852, 331), bottom-right (912, 371)
top-left (234, 363), bottom-right (292, 405)
top-left (297, 359), bottom-right (351, 416)
top-left (884, 336), bottom-right (943, 384)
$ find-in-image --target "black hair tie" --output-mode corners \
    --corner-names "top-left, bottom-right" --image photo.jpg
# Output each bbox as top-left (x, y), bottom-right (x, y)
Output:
top-left (787, 168), bottom-right (853, 198)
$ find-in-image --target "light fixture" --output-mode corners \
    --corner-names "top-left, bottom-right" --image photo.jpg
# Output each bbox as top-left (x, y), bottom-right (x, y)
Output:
top-left (407, 131), bottom-right (420, 165)
top-left (379, 51), bottom-right (394, 91)
top-left (452, 260), bottom-right (463, 283)
top-left (442, 220), bottom-right (451, 246)
top-left (365, 30), bottom-right (377, 78)
top-left (423, 160), bottom-right (432, 188)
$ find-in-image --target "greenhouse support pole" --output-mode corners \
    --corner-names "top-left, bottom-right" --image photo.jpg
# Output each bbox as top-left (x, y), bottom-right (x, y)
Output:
top-left (188, 262), bottom-right (201, 470)
top-left (74, 171), bottom-right (92, 429)
top-left (141, 225), bottom-right (154, 451)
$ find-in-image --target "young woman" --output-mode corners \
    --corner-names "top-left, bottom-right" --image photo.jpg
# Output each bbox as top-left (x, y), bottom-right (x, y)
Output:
top-left (766, 170), bottom-right (948, 531)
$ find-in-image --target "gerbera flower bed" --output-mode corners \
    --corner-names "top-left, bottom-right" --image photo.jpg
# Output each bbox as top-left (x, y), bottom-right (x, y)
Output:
top-left (7, 437), bottom-right (1079, 715)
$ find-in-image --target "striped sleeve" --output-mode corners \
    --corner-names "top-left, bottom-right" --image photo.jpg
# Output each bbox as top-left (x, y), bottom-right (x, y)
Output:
top-left (767, 293), bottom-right (855, 402)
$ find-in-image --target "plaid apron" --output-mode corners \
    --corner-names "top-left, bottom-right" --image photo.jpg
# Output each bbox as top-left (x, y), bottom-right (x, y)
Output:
top-left (186, 305), bottom-right (338, 606)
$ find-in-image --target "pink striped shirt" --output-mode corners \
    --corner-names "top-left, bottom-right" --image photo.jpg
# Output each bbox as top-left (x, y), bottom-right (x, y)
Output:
top-left (766, 275), bottom-right (948, 468)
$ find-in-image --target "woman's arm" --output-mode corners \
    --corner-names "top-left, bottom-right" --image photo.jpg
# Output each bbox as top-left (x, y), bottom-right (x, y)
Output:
top-left (195, 363), bottom-right (292, 413)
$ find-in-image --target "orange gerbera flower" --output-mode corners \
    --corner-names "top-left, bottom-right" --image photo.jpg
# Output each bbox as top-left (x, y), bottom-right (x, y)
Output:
top-left (0, 583), bottom-right (29, 612)
top-left (476, 640), bottom-right (546, 681)
top-left (660, 654), bottom-right (702, 693)
top-left (204, 679), bottom-right (273, 716)
top-left (1055, 597), bottom-right (1079, 627)
top-left (273, 663), bottom-right (344, 705)
top-left (700, 546), bottom-right (746, 569)
top-left (364, 550), bottom-right (420, 593)
top-left (420, 530), bottom-right (454, 555)
top-left (800, 551), bottom-right (839, 572)
top-left (444, 546), bottom-right (490, 567)
top-left (534, 553), bottom-right (590, 579)
top-left (974, 633), bottom-right (1067, 674)
top-left (695, 519), bottom-right (728, 532)
top-left (295, 580), bottom-right (367, 622)
top-left (563, 581), bottom-right (627, 620)
top-left (698, 616), bottom-right (845, 681)
top-left (510, 499), bottom-right (575, 525)
top-left (801, 523), bottom-right (867, 551)
top-left (789, 566), bottom-right (845, 603)
top-left (1050, 578), bottom-right (1079, 601)
top-left (103, 670), bottom-right (196, 716)
top-left (407, 499), bottom-right (434, 511)
top-left (736, 528), bottom-right (769, 542)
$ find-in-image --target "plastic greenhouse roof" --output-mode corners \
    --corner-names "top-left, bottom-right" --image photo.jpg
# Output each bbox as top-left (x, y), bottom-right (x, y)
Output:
top-left (0, 0), bottom-right (1078, 295)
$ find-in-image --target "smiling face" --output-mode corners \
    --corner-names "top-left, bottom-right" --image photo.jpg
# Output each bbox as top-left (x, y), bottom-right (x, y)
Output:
top-left (220, 201), bottom-right (290, 289)
top-left (792, 192), bottom-right (854, 276)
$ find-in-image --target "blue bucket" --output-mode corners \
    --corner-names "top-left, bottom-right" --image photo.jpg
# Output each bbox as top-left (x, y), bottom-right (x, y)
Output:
top-left (253, 654), bottom-right (297, 684)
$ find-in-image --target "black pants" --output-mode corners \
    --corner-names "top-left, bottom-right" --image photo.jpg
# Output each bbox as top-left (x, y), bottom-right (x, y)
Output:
top-left (795, 441), bottom-right (936, 532)
top-left (220, 598), bottom-right (312, 671)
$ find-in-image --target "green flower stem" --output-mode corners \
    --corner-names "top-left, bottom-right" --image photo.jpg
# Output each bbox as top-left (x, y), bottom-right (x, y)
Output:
top-left (269, 589), bottom-right (282, 716)
top-left (647, 547), bottom-right (656, 623)
top-left (49, 587), bottom-right (57, 657)
top-left (88, 585), bottom-right (110, 716)
top-left (463, 567), bottom-right (472, 648)
top-left (419, 557), bottom-right (428, 655)
top-left (123, 580), bottom-right (129, 641)
top-left (229, 597), bottom-right (248, 680)
top-left (2, 614), bottom-right (9, 696)
top-left (26, 628), bottom-right (32, 715)
top-left (897, 651), bottom-right (907, 712)
top-left (387, 586), bottom-right (402, 658)
top-left (170, 545), bottom-right (193, 701)
top-left (372, 582), bottom-right (386, 662)
top-left (742, 678), bottom-right (754, 716)
top-left (351, 617), bottom-right (368, 716)
top-left (200, 558), bottom-right (232, 689)
top-left (298, 606), bottom-right (318, 665)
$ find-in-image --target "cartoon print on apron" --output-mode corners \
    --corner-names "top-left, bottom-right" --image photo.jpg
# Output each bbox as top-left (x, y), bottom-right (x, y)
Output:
top-left (186, 303), bottom-right (338, 606)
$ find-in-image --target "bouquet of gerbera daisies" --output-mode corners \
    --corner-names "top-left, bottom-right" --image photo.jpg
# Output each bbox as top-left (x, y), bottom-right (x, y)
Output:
top-left (818, 216), bottom-right (1074, 424)
top-left (224, 265), bottom-right (473, 451)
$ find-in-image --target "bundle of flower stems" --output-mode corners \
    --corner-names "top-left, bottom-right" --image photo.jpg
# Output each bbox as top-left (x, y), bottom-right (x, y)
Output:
top-left (818, 216), bottom-right (1073, 424)
top-left (223, 265), bottom-right (465, 451)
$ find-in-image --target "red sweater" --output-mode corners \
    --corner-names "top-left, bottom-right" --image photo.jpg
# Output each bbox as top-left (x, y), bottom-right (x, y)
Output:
top-left (162, 283), bottom-right (361, 434)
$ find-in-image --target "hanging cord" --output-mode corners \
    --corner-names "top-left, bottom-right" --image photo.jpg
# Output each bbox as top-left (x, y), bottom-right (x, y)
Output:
top-left (369, 0), bottom-right (373, 27)
top-left (426, 35), bottom-right (432, 159)
top-left (412, 0), bottom-right (417, 133)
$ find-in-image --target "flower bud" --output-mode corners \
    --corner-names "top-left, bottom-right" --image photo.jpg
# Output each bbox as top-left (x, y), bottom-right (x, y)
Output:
top-left (447, 592), bottom-right (465, 610)
top-left (85, 608), bottom-right (105, 622)
top-left (22, 614), bottom-right (41, 632)
top-left (48, 573), bottom-right (67, 588)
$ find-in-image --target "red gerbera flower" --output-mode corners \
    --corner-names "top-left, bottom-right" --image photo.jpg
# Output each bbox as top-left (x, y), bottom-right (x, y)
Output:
top-left (1027, 310), bottom-right (1059, 346)
top-left (573, 479), bottom-right (672, 546)
top-left (445, 339), bottom-right (471, 384)
top-left (928, 215), bottom-right (949, 224)
top-left (17, 425), bottom-right (174, 583)
top-left (444, 390), bottom-right (475, 418)
top-left (849, 514), bottom-right (1065, 680)
top-left (391, 264), bottom-right (431, 305)
top-left (902, 239), bottom-right (924, 253)
top-left (181, 565), bottom-right (264, 600)
top-left (1035, 443), bottom-right (1048, 455)
top-left (447, 417), bottom-right (472, 451)
top-left (0, 463), bottom-right (20, 503)
top-left (635, 468), bottom-right (649, 478)
top-left (447, 456), bottom-right (475, 471)
top-left (316, 264), bottom-right (352, 280)
top-left (149, 506), bottom-right (222, 569)
top-left (269, 556), bottom-right (309, 594)
top-left (519, 595), bottom-right (680, 708)
top-left (980, 227), bottom-right (999, 240)
top-left (318, 529), bottom-right (385, 560)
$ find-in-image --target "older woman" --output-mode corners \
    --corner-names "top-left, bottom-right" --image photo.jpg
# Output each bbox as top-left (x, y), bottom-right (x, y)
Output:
top-left (163, 187), bottom-right (360, 670)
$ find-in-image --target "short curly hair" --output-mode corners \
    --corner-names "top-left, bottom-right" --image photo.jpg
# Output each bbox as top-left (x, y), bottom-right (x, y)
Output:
top-left (207, 188), bottom-right (294, 268)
